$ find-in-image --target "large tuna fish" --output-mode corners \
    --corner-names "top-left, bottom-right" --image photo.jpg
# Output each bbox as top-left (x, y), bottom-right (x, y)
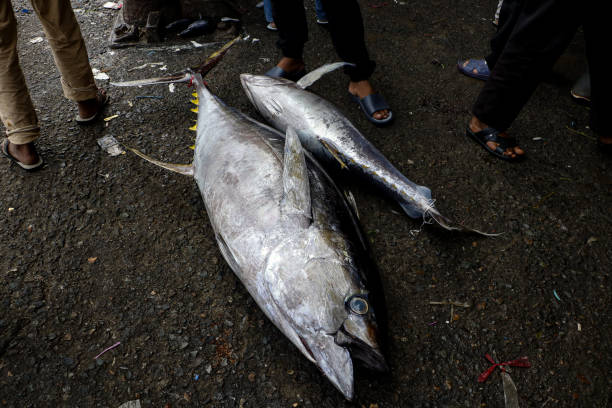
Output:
top-left (241, 64), bottom-right (492, 235)
top-left (129, 74), bottom-right (387, 400)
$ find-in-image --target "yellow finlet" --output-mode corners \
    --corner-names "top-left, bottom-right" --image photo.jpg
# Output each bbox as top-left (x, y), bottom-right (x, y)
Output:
top-left (190, 99), bottom-right (199, 106)
top-left (189, 124), bottom-right (197, 131)
top-left (191, 107), bottom-right (198, 113)
top-left (192, 92), bottom-right (198, 97)
top-left (189, 145), bottom-right (195, 150)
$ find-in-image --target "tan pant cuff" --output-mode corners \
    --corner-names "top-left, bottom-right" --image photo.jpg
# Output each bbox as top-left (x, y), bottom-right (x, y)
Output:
top-left (6, 125), bottom-right (40, 145)
top-left (61, 77), bottom-right (98, 102)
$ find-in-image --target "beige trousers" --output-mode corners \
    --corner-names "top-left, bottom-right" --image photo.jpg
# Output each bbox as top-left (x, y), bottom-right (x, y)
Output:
top-left (0, 0), bottom-right (97, 145)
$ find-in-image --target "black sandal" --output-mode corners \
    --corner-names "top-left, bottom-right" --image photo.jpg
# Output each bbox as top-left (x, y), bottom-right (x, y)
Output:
top-left (1, 139), bottom-right (44, 171)
top-left (466, 126), bottom-right (524, 162)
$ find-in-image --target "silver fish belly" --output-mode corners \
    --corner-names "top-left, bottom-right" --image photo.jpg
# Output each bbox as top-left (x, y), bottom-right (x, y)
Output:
top-left (192, 75), bottom-right (386, 400)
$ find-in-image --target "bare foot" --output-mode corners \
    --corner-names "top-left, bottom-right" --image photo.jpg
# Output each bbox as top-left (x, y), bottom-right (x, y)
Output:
top-left (276, 57), bottom-right (305, 74)
top-left (469, 116), bottom-right (525, 159)
top-left (77, 88), bottom-right (108, 120)
top-left (348, 80), bottom-right (389, 121)
top-left (5, 141), bottom-right (40, 165)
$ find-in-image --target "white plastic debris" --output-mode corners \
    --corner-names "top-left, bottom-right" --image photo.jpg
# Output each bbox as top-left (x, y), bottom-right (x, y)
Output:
top-left (127, 62), bottom-right (164, 72)
top-left (118, 401), bottom-right (141, 408)
top-left (191, 40), bottom-right (204, 48)
top-left (94, 72), bottom-right (110, 80)
top-left (168, 83), bottom-right (175, 93)
top-left (30, 37), bottom-right (43, 44)
top-left (159, 65), bottom-right (167, 71)
top-left (501, 372), bottom-right (519, 408)
top-left (103, 2), bottom-right (122, 10)
top-left (97, 136), bottom-right (124, 156)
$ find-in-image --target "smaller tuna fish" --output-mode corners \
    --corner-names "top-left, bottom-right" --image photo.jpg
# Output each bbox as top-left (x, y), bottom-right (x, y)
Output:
top-left (241, 63), bottom-right (495, 235)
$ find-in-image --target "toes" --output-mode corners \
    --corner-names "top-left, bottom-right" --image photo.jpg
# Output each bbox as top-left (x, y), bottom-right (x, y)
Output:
top-left (486, 141), bottom-right (499, 151)
top-left (373, 109), bottom-right (389, 120)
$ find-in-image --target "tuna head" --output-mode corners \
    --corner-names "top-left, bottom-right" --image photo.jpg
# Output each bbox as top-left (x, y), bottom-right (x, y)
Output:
top-left (262, 228), bottom-right (387, 400)
top-left (240, 73), bottom-right (297, 129)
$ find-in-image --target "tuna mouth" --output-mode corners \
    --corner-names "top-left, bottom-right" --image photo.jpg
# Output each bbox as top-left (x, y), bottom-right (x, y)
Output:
top-left (335, 328), bottom-right (388, 372)
top-left (239, 74), bottom-right (256, 104)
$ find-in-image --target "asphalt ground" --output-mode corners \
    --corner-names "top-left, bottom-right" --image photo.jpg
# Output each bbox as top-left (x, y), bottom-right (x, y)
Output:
top-left (1, 0), bottom-right (610, 407)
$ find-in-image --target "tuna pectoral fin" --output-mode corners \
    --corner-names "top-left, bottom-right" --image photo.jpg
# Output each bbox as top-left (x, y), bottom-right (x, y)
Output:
top-left (296, 62), bottom-right (355, 89)
top-left (301, 334), bottom-right (355, 400)
top-left (127, 147), bottom-right (194, 177)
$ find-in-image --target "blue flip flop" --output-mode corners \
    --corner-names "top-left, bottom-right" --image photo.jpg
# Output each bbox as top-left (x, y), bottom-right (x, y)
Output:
top-left (350, 93), bottom-right (393, 126)
top-left (457, 59), bottom-right (490, 81)
top-left (264, 66), bottom-right (307, 82)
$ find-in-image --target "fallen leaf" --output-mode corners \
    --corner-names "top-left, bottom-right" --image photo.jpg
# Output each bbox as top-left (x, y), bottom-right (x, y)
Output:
top-left (88, 257), bottom-right (97, 264)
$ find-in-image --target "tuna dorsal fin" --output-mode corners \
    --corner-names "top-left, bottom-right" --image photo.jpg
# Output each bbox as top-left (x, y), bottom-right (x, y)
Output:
top-left (281, 127), bottom-right (311, 222)
top-left (127, 147), bottom-right (194, 177)
top-left (296, 62), bottom-right (355, 89)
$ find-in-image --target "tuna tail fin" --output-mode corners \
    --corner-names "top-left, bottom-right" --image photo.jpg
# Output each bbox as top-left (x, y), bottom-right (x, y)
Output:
top-left (429, 209), bottom-right (502, 237)
top-left (192, 35), bottom-right (241, 76)
top-left (399, 186), bottom-right (502, 236)
top-left (127, 147), bottom-right (194, 177)
top-left (296, 62), bottom-right (355, 89)
top-left (111, 35), bottom-right (240, 87)
top-left (398, 184), bottom-right (433, 219)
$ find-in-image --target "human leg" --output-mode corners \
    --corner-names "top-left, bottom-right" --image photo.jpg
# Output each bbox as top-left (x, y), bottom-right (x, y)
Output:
top-left (30, 0), bottom-right (98, 102)
top-left (266, 0), bottom-right (308, 78)
top-left (0, 0), bottom-right (41, 166)
top-left (320, 0), bottom-right (389, 122)
top-left (314, 0), bottom-right (328, 24)
top-left (583, 5), bottom-right (611, 149)
top-left (263, 0), bottom-right (274, 23)
top-left (470, 0), bottom-right (580, 159)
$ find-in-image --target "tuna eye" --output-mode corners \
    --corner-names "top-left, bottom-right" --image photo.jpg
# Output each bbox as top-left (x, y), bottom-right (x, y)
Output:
top-left (348, 296), bottom-right (368, 315)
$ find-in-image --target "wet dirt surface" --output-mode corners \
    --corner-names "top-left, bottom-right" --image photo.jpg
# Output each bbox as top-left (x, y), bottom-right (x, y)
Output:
top-left (1, 1), bottom-right (610, 407)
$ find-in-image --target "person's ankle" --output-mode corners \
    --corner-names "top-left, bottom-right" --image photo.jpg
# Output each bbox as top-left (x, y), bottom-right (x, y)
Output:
top-left (348, 80), bottom-right (375, 98)
top-left (278, 57), bottom-right (304, 73)
top-left (8, 141), bottom-right (39, 165)
top-left (77, 97), bottom-right (98, 118)
top-left (469, 116), bottom-right (487, 132)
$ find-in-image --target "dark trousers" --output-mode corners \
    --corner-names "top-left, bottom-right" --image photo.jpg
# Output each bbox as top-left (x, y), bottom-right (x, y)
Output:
top-left (473, 0), bottom-right (608, 136)
top-left (270, 0), bottom-right (376, 82)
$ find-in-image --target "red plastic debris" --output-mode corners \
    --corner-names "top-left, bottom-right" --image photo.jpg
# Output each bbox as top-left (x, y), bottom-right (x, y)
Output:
top-left (478, 354), bottom-right (531, 383)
